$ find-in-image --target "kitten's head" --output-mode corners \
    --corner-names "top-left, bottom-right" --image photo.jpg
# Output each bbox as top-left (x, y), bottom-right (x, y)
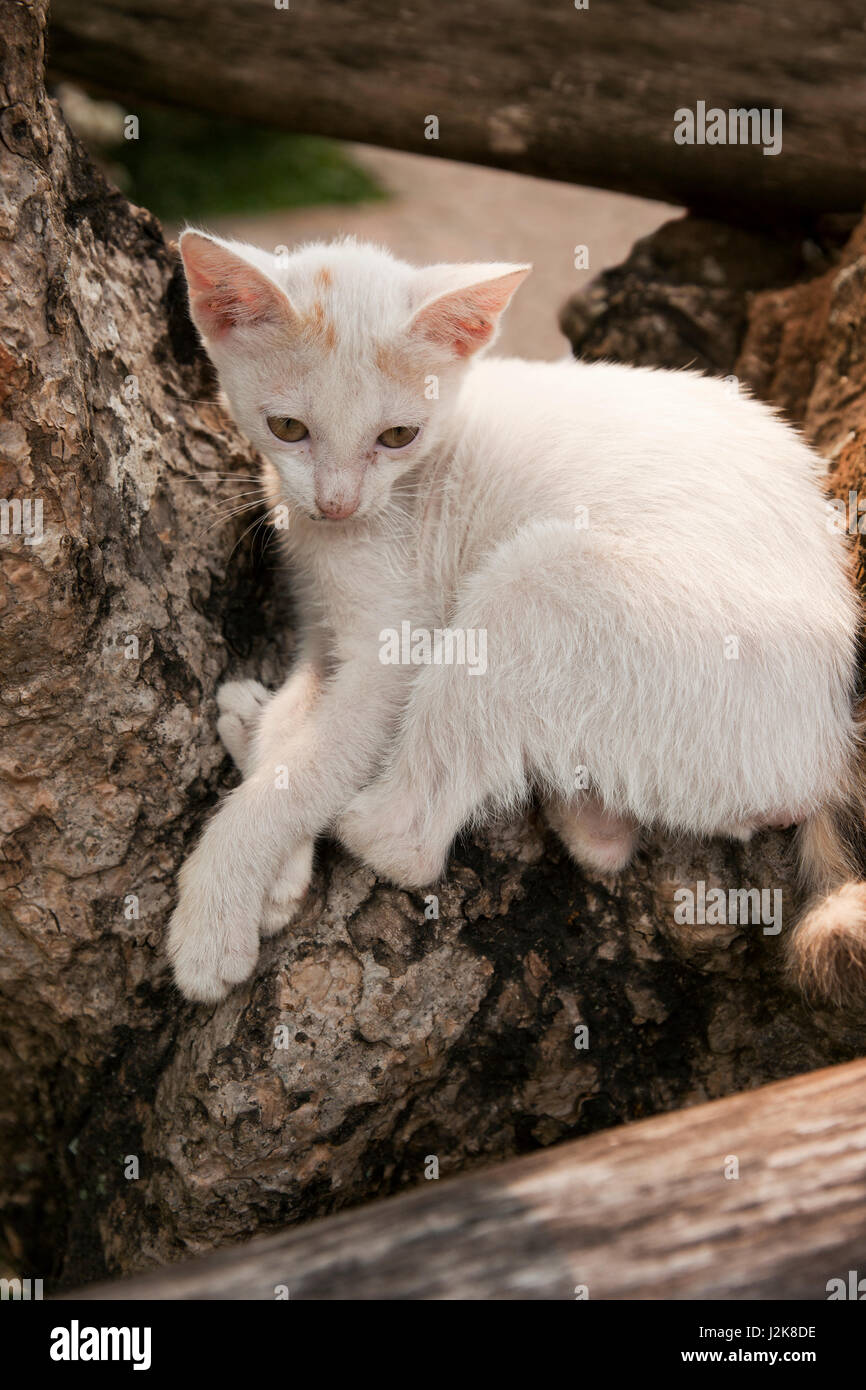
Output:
top-left (179, 231), bottom-right (530, 523)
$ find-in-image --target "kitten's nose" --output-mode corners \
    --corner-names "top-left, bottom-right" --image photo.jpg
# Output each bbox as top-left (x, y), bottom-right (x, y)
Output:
top-left (316, 496), bottom-right (360, 520)
top-left (314, 464), bottom-right (362, 519)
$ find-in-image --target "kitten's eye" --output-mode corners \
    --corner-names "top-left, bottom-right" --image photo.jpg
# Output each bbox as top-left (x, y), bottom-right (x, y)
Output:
top-left (267, 416), bottom-right (309, 442)
top-left (377, 425), bottom-right (420, 449)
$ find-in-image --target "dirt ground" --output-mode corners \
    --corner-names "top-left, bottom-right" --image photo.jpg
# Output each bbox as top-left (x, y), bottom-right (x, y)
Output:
top-left (185, 144), bottom-right (680, 360)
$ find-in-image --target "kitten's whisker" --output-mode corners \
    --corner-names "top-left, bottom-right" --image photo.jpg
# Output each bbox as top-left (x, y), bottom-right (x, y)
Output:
top-left (202, 499), bottom-right (269, 535)
top-left (203, 506), bottom-right (266, 532)
top-left (226, 506), bottom-right (279, 563)
top-left (200, 489), bottom-right (268, 516)
top-left (170, 472), bottom-right (265, 483)
top-left (165, 392), bottom-right (226, 406)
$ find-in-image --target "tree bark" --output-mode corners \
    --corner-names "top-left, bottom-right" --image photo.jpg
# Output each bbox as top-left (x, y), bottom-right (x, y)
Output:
top-left (46, 0), bottom-right (866, 218)
top-left (3, 1), bottom-right (866, 1296)
top-left (67, 1058), bottom-right (866, 1300)
top-left (557, 214), bottom-right (859, 377)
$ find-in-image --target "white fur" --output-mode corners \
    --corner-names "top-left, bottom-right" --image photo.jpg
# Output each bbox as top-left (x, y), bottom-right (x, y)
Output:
top-left (167, 232), bottom-right (860, 1001)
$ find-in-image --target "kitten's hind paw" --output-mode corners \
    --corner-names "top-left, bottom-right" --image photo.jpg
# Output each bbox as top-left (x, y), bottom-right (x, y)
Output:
top-left (216, 678), bottom-right (271, 775)
top-left (337, 792), bottom-right (446, 889)
top-left (545, 794), bottom-right (638, 879)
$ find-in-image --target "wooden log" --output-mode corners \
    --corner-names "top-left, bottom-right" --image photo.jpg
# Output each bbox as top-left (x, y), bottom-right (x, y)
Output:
top-left (66, 1057), bottom-right (866, 1300)
top-left (47, 0), bottom-right (866, 217)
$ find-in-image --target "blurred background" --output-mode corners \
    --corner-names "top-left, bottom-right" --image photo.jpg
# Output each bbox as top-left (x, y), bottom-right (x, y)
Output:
top-left (56, 84), bottom-right (679, 360)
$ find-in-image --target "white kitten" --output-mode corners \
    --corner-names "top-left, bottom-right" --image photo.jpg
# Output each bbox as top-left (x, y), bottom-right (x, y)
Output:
top-left (169, 229), bottom-right (865, 1007)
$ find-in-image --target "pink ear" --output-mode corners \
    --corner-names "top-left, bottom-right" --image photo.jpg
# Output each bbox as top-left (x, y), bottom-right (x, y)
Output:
top-left (179, 231), bottom-right (294, 340)
top-left (408, 263), bottom-right (531, 358)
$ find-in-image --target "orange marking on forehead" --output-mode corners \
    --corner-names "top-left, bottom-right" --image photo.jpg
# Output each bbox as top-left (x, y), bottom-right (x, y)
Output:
top-left (374, 344), bottom-right (394, 374)
top-left (315, 267), bottom-right (333, 288)
top-left (299, 299), bottom-right (338, 352)
top-left (374, 341), bottom-right (420, 387)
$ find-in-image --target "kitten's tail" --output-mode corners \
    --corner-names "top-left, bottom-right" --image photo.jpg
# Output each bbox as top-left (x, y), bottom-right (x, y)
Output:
top-left (790, 789), bottom-right (866, 1007)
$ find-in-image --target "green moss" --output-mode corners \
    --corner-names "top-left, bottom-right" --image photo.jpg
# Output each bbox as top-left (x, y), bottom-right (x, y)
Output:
top-left (107, 104), bottom-right (385, 221)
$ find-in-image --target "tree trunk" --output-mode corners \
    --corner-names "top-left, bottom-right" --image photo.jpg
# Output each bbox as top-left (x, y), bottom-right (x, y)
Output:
top-left (47, 0), bottom-right (866, 218)
top-left (3, 1), bottom-right (866, 1295)
top-left (67, 1058), bottom-right (866, 1301)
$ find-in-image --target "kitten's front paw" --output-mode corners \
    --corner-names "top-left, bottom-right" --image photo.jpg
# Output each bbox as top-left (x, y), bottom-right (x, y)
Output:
top-left (337, 787), bottom-right (446, 888)
top-left (167, 844), bottom-right (261, 1002)
top-left (260, 839), bottom-right (314, 936)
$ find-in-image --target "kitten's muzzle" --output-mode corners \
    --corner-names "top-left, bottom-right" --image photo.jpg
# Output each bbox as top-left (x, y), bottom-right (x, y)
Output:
top-left (315, 496), bottom-right (361, 520)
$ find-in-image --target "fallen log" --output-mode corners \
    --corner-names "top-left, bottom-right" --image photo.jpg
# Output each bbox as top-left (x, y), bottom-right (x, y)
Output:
top-left (66, 1058), bottom-right (866, 1300)
top-left (47, 0), bottom-right (866, 217)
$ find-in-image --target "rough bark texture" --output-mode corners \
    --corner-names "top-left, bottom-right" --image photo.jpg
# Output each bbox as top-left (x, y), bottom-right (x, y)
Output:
top-left (45, 0), bottom-right (866, 218)
top-left (558, 213), bottom-right (859, 376)
top-left (1, 0), bottom-right (291, 1282)
top-left (70, 1058), bottom-right (866, 1301)
top-left (3, 2), bottom-right (866, 1296)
